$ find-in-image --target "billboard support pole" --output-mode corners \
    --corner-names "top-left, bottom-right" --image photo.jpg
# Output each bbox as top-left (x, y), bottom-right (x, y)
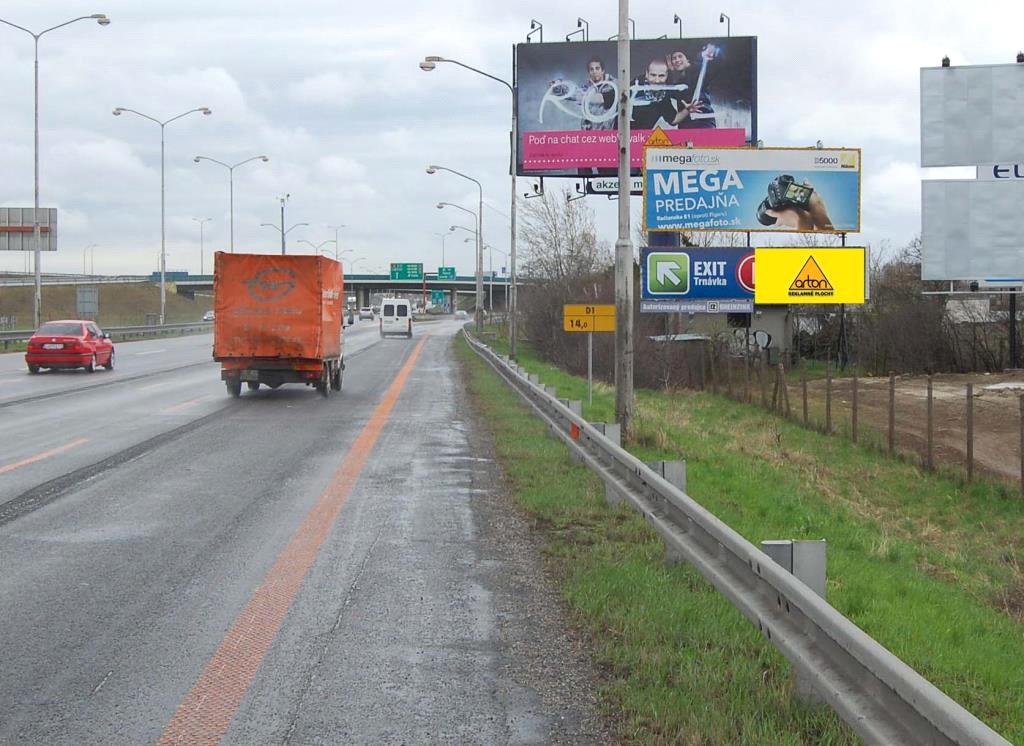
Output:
top-left (1011, 293), bottom-right (1019, 369)
top-left (614, 0), bottom-right (634, 438)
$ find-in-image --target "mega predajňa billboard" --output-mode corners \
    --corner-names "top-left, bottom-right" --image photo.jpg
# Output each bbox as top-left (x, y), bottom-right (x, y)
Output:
top-left (643, 147), bottom-right (861, 233)
top-left (515, 37), bottom-right (756, 176)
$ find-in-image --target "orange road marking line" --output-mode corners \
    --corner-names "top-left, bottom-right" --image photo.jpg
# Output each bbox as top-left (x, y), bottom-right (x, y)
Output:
top-left (0, 437), bottom-right (89, 476)
top-left (160, 395), bottom-right (213, 415)
top-left (158, 336), bottom-right (429, 745)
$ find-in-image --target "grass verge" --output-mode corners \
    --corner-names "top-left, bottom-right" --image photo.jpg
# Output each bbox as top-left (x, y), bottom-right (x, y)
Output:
top-left (460, 329), bottom-right (1024, 743)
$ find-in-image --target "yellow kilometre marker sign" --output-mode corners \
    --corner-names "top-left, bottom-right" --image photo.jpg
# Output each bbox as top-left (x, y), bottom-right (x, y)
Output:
top-left (563, 304), bottom-right (616, 333)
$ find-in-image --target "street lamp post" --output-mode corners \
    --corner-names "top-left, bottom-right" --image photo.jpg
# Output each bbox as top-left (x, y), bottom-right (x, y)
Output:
top-left (327, 224), bottom-right (346, 255)
top-left (432, 232), bottom-right (448, 267)
top-left (297, 238), bottom-right (337, 258)
top-left (466, 238), bottom-right (507, 311)
top-left (1, 13), bottom-right (111, 328)
top-left (113, 105), bottom-right (212, 325)
top-left (83, 243), bottom-right (98, 275)
top-left (428, 166), bottom-right (484, 332)
top-left (193, 154), bottom-right (269, 253)
top-left (192, 217), bottom-right (212, 275)
top-left (420, 55), bottom-right (518, 356)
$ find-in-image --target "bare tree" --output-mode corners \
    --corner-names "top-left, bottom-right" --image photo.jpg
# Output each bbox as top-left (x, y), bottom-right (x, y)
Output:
top-left (519, 186), bottom-right (612, 284)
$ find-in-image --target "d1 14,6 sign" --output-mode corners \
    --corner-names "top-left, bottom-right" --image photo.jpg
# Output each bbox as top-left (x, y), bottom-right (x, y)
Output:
top-left (563, 304), bottom-right (615, 332)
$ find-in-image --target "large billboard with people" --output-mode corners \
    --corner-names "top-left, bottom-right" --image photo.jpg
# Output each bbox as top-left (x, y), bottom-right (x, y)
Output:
top-left (515, 37), bottom-right (757, 176)
top-left (643, 147), bottom-right (862, 233)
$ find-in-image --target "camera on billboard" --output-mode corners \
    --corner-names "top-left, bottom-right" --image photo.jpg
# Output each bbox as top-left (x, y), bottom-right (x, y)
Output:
top-left (755, 174), bottom-right (814, 226)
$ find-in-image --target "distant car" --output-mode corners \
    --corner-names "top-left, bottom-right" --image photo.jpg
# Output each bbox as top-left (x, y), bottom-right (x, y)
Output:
top-left (379, 298), bottom-right (412, 339)
top-left (358, 306), bottom-right (374, 320)
top-left (202, 310), bottom-right (215, 322)
top-left (25, 320), bottom-right (115, 374)
top-left (455, 309), bottom-right (468, 318)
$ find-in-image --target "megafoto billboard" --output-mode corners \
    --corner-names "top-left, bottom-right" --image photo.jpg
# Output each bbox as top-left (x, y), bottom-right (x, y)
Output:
top-left (515, 36), bottom-right (756, 176)
top-left (643, 147), bottom-right (861, 233)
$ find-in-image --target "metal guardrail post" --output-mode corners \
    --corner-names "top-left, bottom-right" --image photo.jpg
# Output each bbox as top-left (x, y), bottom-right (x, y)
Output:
top-left (462, 329), bottom-right (1010, 746)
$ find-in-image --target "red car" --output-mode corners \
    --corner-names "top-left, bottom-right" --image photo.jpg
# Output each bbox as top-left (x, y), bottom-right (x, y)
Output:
top-left (25, 320), bottom-right (115, 374)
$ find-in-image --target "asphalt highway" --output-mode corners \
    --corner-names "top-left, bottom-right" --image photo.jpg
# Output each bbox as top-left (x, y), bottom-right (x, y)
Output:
top-left (0, 318), bottom-right (606, 744)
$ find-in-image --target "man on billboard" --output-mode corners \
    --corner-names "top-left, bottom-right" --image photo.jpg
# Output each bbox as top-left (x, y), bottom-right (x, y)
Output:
top-left (580, 58), bottom-right (617, 131)
top-left (630, 48), bottom-right (718, 131)
top-left (665, 46), bottom-right (717, 128)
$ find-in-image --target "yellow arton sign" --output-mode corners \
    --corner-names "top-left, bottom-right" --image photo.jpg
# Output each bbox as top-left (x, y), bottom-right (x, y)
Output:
top-left (563, 304), bottom-right (616, 333)
top-left (754, 248), bottom-right (866, 304)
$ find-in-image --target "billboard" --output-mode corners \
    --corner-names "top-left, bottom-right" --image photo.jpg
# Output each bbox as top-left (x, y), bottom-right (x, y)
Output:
top-left (0, 208), bottom-right (58, 251)
top-left (643, 147), bottom-right (861, 233)
top-left (921, 64), bottom-right (1024, 167)
top-left (640, 247), bottom-right (753, 313)
top-left (515, 36), bottom-right (756, 176)
top-left (921, 179), bottom-right (1024, 280)
top-left (754, 248), bottom-right (866, 304)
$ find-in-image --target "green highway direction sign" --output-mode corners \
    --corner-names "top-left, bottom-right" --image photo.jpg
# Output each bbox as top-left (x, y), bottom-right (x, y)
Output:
top-left (390, 262), bottom-right (423, 281)
top-left (646, 252), bottom-right (689, 294)
top-left (437, 266), bottom-right (456, 280)
top-left (431, 290), bottom-right (445, 305)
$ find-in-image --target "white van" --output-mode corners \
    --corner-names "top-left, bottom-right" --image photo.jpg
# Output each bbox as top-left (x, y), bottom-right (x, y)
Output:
top-left (379, 298), bottom-right (412, 338)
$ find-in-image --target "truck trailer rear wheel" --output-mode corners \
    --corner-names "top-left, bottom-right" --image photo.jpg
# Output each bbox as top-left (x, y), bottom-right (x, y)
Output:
top-left (226, 377), bottom-right (242, 398)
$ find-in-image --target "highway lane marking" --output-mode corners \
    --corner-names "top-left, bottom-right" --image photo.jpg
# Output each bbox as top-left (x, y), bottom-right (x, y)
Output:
top-left (160, 395), bottom-right (215, 414)
top-left (158, 335), bottom-right (429, 744)
top-left (0, 437), bottom-right (90, 476)
top-left (134, 349), bottom-right (166, 356)
top-left (140, 381), bottom-right (179, 392)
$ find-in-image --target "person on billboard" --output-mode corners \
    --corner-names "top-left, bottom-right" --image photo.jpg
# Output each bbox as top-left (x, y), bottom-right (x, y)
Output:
top-left (664, 46), bottom-right (717, 128)
top-left (629, 59), bottom-right (692, 130)
top-left (756, 177), bottom-right (835, 230)
top-left (579, 58), bottom-right (617, 130)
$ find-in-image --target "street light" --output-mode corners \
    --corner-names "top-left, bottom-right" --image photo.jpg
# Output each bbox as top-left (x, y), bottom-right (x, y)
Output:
top-left (432, 232), bottom-right (449, 267)
top-left (466, 238), bottom-right (507, 310)
top-left (193, 155), bottom-right (269, 253)
top-left (82, 243), bottom-right (98, 275)
top-left (297, 238), bottom-right (337, 258)
top-left (192, 217), bottom-right (212, 275)
top-left (113, 105), bottom-right (212, 325)
top-left (1, 12), bottom-right (111, 328)
top-left (428, 165), bottom-right (484, 331)
top-left (420, 55), bottom-right (519, 355)
top-left (327, 224), bottom-right (346, 255)
top-left (719, 12), bottom-right (731, 36)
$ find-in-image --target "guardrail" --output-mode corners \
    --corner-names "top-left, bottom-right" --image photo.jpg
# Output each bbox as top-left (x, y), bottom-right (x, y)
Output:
top-left (464, 331), bottom-right (1009, 746)
top-left (0, 322), bottom-right (212, 350)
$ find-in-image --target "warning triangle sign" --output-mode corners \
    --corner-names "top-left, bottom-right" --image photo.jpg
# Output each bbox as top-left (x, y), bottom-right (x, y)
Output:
top-left (789, 256), bottom-right (834, 295)
top-left (644, 127), bottom-right (673, 147)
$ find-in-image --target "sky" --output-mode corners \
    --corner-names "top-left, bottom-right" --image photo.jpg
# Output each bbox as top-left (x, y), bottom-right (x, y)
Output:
top-left (0, 1), bottom-right (1021, 277)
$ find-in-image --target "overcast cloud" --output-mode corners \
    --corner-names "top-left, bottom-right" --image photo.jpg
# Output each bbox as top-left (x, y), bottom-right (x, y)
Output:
top-left (1, 1), bottom-right (1021, 276)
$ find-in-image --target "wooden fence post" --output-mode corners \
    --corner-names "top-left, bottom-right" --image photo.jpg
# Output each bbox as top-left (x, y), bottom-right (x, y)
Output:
top-left (966, 383), bottom-right (974, 482)
top-left (802, 368), bottom-right (808, 426)
top-left (926, 375), bottom-right (934, 472)
top-left (1019, 395), bottom-right (1024, 494)
top-left (778, 363), bottom-right (791, 417)
top-left (825, 366), bottom-right (833, 435)
top-left (888, 371), bottom-right (896, 455)
top-left (852, 375), bottom-right (859, 443)
top-left (744, 356), bottom-right (751, 403)
top-left (760, 351), bottom-right (769, 409)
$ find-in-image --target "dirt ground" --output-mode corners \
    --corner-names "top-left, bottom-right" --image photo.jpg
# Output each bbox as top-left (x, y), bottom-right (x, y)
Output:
top-left (795, 371), bottom-right (1024, 487)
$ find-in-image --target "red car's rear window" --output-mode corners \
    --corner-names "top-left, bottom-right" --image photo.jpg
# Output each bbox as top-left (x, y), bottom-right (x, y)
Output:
top-left (36, 322), bottom-right (83, 336)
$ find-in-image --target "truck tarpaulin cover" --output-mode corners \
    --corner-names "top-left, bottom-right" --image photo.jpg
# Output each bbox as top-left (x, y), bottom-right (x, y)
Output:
top-left (213, 253), bottom-right (343, 361)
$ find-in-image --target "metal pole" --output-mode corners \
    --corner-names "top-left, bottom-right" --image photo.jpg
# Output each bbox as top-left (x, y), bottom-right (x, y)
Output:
top-left (614, 0), bottom-right (634, 437)
top-left (588, 331), bottom-right (593, 405)
top-left (1011, 293), bottom-right (1019, 368)
top-left (199, 220), bottom-right (205, 276)
top-left (229, 168), bottom-right (235, 253)
top-left (927, 375), bottom-right (934, 471)
top-left (510, 83), bottom-right (519, 359)
top-left (280, 198), bottom-right (286, 255)
top-left (476, 185), bottom-right (484, 333)
top-left (160, 124), bottom-right (166, 325)
top-left (888, 371), bottom-right (896, 454)
top-left (489, 250), bottom-right (493, 310)
top-left (966, 383), bottom-right (974, 482)
top-left (33, 36), bottom-right (41, 328)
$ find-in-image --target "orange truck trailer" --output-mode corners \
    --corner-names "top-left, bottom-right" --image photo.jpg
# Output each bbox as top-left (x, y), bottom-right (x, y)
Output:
top-left (212, 253), bottom-right (344, 398)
